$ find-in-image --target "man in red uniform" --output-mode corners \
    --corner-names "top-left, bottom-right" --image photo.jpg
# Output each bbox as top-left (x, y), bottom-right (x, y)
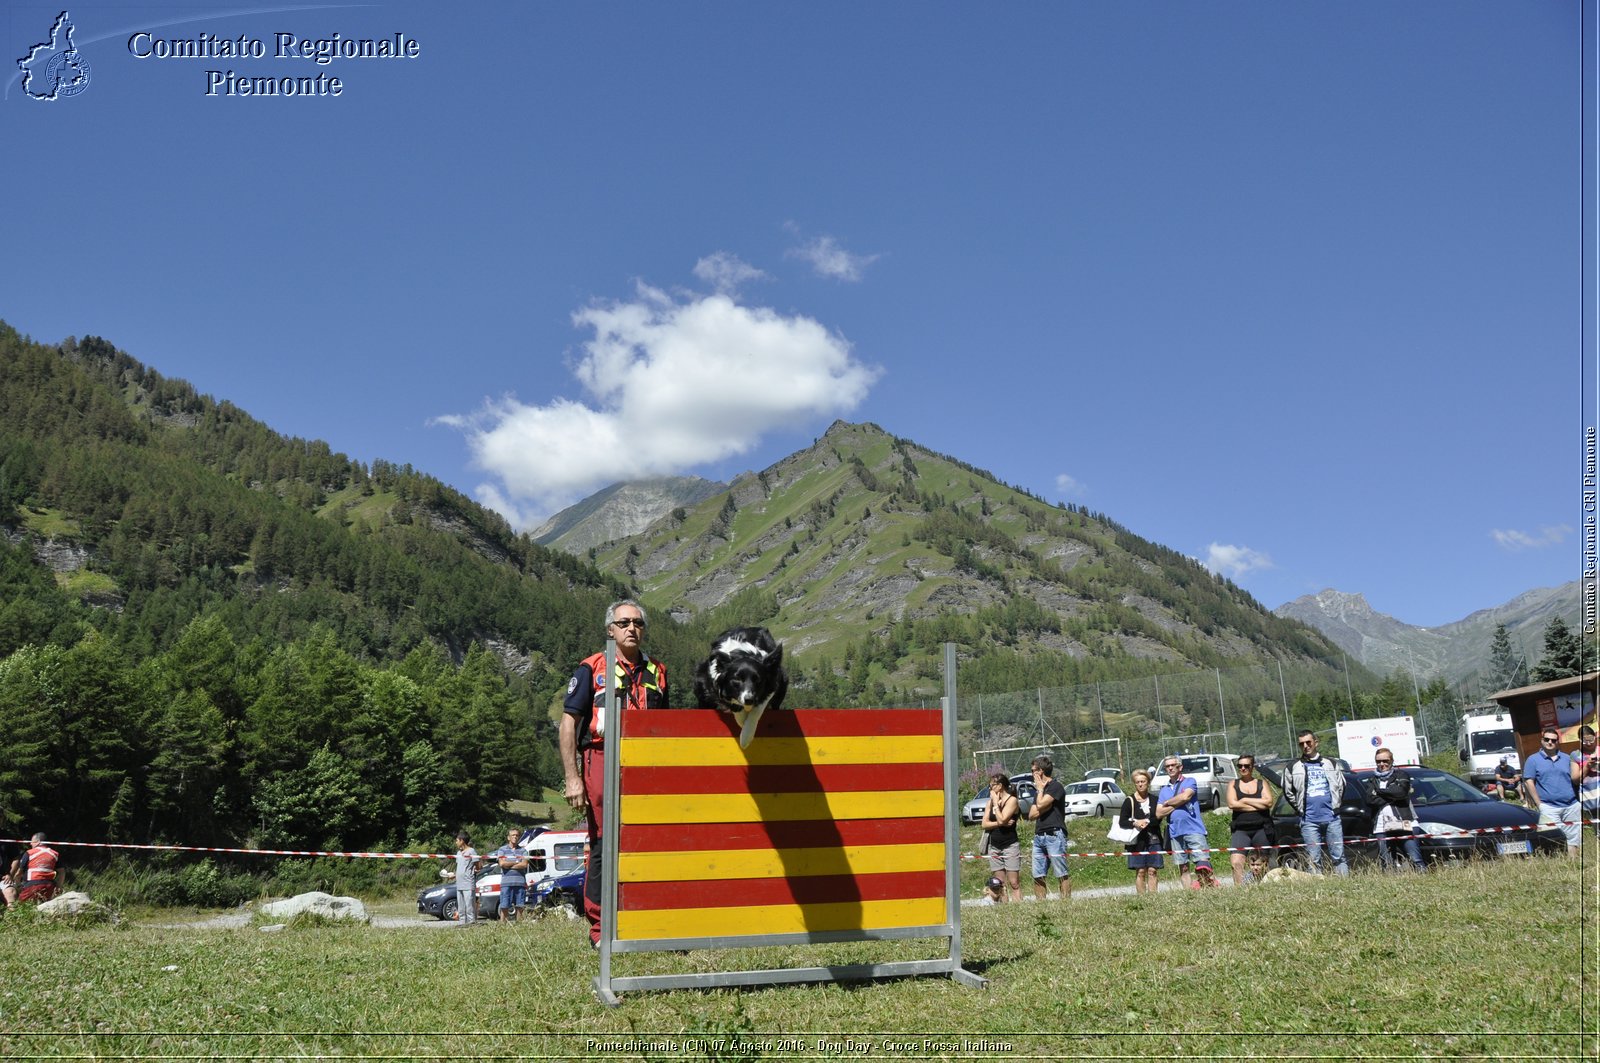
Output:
top-left (3, 833), bottom-right (59, 907)
top-left (559, 600), bottom-right (668, 946)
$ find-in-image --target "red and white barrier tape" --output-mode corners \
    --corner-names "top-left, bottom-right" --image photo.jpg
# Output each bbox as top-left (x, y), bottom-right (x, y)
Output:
top-left (10, 816), bottom-right (1592, 865)
top-left (0, 839), bottom-right (450, 860)
top-left (961, 817), bottom-right (1593, 861)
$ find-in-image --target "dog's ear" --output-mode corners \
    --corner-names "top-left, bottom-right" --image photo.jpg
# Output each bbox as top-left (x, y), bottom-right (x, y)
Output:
top-left (770, 642), bottom-right (783, 668)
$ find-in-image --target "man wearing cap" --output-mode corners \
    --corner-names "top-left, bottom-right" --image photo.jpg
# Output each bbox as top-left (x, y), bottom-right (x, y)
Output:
top-left (560, 599), bottom-right (669, 946)
top-left (1494, 756), bottom-right (1522, 803)
top-left (1523, 727), bottom-right (1580, 855)
top-left (979, 875), bottom-right (1004, 906)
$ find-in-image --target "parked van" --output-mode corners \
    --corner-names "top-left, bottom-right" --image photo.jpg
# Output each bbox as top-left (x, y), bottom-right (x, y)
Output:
top-left (1459, 710), bottom-right (1520, 785)
top-left (417, 826), bottom-right (589, 921)
top-left (1146, 752), bottom-right (1239, 811)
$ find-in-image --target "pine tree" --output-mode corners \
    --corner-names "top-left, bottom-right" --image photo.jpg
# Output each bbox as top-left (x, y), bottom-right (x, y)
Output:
top-left (1531, 616), bottom-right (1584, 682)
top-left (1487, 623), bottom-right (1526, 690)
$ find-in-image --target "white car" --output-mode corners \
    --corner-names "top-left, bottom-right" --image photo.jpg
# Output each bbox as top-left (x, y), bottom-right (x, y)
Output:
top-left (1060, 778), bottom-right (1125, 818)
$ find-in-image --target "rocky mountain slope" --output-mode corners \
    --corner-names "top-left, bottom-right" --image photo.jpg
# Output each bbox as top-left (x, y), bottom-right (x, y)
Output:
top-left (1275, 582), bottom-right (1581, 691)
top-left (532, 476), bottom-right (724, 554)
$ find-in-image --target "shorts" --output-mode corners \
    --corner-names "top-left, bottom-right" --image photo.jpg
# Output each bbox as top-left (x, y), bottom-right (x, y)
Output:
top-left (1171, 832), bottom-right (1212, 870)
top-left (986, 840), bottom-right (1021, 874)
top-left (500, 882), bottom-right (527, 911)
top-left (1229, 826), bottom-right (1271, 856)
top-left (1539, 800), bottom-right (1581, 848)
top-left (1032, 830), bottom-right (1069, 879)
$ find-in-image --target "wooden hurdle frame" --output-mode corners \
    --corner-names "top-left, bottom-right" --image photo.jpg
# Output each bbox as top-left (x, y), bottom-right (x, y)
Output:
top-left (592, 642), bottom-right (985, 1005)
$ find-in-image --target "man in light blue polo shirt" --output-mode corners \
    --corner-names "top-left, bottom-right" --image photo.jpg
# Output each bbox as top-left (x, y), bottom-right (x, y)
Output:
top-left (1522, 727), bottom-right (1580, 855)
top-left (1157, 756), bottom-right (1214, 888)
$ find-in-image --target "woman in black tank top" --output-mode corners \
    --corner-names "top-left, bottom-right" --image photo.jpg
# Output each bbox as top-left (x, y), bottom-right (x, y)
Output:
top-left (981, 772), bottom-right (1021, 901)
top-left (1225, 756), bottom-right (1275, 885)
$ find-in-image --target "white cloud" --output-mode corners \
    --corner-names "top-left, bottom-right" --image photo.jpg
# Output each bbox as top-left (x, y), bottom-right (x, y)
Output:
top-left (1490, 524), bottom-right (1573, 551)
top-left (692, 252), bottom-right (767, 295)
top-left (1054, 473), bottom-right (1085, 496)
top-left (1202, 543), bottom-right (1274, 579)
top-left (440, 284), bottom-right (881, 527)
top-left (784, 228), bottom-right (879, 282)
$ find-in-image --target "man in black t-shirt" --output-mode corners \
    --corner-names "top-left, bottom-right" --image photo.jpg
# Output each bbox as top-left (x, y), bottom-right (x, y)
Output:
top-left (1027, 754), bottom-right (1071, 900)
top-left (1493, 757), bottom-right (1521, 802)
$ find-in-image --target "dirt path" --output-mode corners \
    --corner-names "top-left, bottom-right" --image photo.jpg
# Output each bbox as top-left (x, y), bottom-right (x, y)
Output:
top-left (141, 909), bottom-right (456, 930)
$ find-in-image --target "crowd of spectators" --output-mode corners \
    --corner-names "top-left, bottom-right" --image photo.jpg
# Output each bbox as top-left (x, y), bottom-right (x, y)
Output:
top-left (976, 726), bottom-right (1599, 901)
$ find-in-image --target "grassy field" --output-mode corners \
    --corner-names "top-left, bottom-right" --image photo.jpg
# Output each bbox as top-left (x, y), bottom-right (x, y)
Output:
top-left (1, 849), bottom-right (1594, 1061)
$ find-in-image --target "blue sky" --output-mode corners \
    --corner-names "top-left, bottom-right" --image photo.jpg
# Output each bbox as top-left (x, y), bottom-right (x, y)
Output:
top-left (2, 1), bottom-right (1589, 630)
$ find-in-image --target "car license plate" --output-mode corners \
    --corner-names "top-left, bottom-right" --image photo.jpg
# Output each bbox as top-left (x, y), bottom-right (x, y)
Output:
top-left (1496, 840), bottom-right (1530, 856)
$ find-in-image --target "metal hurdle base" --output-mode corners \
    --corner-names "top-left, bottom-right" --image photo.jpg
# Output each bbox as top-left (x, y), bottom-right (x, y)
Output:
top-left (592, 925), bottom-right (987, 1005)
top-left (594, 959), bottom-right (987, 1006)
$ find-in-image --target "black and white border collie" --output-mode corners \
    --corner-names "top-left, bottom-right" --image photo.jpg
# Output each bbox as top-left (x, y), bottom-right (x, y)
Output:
top-left (693, 626), bottom-right (789, 748)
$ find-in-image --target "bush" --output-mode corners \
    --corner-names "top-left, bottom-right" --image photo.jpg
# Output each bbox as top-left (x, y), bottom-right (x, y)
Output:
top-left (178, 859), bottom-right (257, 908)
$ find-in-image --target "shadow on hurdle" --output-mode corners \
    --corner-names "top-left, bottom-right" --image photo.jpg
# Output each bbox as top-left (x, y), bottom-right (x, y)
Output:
top-left (592, 642), bottom-right (986, 1004)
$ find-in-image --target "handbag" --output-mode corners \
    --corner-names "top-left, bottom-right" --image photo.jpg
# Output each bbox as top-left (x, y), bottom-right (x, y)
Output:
top-left (1107, 821), bottom-right (1139, 844)
top-left (977, 830), bottom-right (992, 856)
top-left (1107, 795), bottom-right (1142, 844)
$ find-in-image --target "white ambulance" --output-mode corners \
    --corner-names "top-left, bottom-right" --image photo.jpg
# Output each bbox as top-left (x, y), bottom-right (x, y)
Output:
top-left (1457, 710), bottom-right (1520, 786)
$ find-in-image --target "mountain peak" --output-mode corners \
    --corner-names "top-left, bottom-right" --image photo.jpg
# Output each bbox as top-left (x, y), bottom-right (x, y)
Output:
top-left (1277, 581), bottom-right (1582, 688)
top-left (532, 476), bottom-right (725, 554)
top-left (1308, 588), bottom-right (1375, 616)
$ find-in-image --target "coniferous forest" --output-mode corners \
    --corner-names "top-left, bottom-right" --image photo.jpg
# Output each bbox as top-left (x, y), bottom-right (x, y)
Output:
top-left (0, 323), bottom-right (724, 853)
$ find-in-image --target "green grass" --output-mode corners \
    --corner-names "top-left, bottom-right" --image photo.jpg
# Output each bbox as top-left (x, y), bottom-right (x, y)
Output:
top-left (59, 568), bottom-right (118, 599)
top-left (18, 505), bottom-right (79, 539)
top-left (1, 851), bottom-right (1591, 1060)
top-left (316, 484), bottom-right (401, 530)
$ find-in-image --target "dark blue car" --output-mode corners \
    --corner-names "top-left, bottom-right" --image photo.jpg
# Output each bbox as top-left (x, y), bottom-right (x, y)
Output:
top-left (1260, 764), bottom-right (1565, 867)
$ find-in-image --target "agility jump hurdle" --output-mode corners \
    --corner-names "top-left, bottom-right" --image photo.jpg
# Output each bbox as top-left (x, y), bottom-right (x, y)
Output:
top-left (593, 643), bottom-right (985, 1005)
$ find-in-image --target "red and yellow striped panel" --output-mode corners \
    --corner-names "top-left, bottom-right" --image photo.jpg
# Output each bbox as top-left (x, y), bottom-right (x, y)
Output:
top-left (615, 708), bottom-right (947, 940)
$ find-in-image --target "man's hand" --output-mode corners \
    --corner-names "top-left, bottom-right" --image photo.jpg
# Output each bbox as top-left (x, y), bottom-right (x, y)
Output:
top-left (564, 776), bottom-right (587, 810)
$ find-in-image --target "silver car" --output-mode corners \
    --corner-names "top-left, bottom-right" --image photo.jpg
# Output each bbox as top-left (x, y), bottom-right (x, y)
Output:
top-left (1061, 778), bottom-right (1125, 818)
top-left (963, 773), bottom-right (1039, 824)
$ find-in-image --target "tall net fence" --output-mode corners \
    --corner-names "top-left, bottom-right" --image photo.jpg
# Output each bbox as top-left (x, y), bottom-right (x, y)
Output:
top-left (957, 655), bottom-right (1458, 787)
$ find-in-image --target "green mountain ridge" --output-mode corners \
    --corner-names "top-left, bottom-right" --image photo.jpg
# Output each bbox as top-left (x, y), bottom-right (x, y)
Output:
top-left (594, 420), bottom-right (1345, 700)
